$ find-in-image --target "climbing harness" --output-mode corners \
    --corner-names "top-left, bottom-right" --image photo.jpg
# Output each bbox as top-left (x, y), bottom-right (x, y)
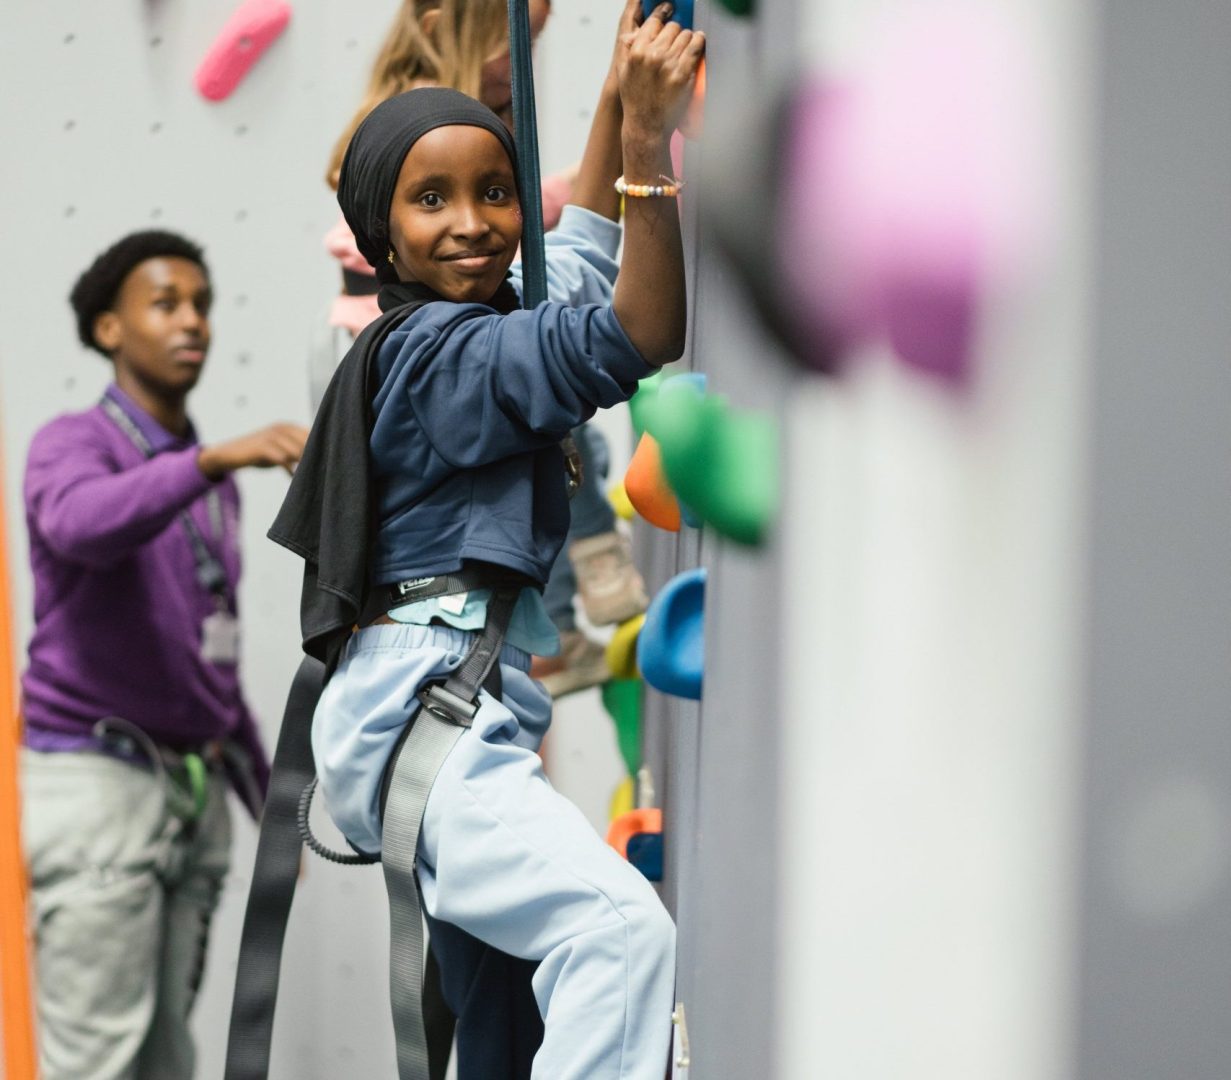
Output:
top-left (380, 575), bottom-right (527, 1077)
top-left (225, 567), bottom-right (533, 1080)
top-left (94, 716), bottom-right (212, 824)
top-left (225, 5), bottom-right (557, 1077)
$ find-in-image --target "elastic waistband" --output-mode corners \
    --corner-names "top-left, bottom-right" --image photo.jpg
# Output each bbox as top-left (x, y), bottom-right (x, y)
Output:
top-left (347, 621), bottom-right (532, 672)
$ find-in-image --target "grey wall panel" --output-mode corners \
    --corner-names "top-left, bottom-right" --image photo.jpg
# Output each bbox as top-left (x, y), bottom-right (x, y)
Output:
top-left (650, 1), bottom-right (802, 1074)
top-left (1081, 2), bottom-right (1231, 1076)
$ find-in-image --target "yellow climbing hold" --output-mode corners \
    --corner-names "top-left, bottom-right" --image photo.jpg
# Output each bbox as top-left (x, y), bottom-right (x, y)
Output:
top-left (609, 775), bottom-right (635, 821)
top-left (608, 480), bottom-right (635, 522)
top-left (605, 613), bottom-right (645, 680)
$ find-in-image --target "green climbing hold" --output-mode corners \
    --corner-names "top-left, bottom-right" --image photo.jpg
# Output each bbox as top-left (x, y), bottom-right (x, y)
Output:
top-left (645, 380), bottom-right (779, 547)
top-left (601, 678), bottom-right (643, 778)
top-left (714, 0), bottom-right (754, 15)
top-left (628, 370), bottom-right (668, 438)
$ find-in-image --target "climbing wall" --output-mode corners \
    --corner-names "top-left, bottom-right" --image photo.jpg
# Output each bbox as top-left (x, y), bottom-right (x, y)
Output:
top-left (4, 2), bottom-right (1228, 1079)
top-left (643, 0), bottom-right (1090, 1072)
top-left (641, 7), bottom-right (797, 1077)
top-left (637, 1), bottom-right (1231, 1078)
top-left (634, 4), bottom-right (796, 1075)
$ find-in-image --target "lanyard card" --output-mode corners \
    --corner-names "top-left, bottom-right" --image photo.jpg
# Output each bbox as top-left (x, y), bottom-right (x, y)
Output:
top-left (201, 609), bottom-right (241, 664)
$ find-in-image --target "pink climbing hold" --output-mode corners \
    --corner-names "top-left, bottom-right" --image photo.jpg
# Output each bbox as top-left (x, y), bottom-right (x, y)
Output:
top-left (195, 0), bottom-right (292, 103)
top-left (780, 1), bottom-right (1047, 382)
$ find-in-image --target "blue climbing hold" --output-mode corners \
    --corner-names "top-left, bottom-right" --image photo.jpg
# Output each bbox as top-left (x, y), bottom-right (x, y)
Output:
top-left (643, 0), bottom-right (694, 30)
top-left (626, 832), bottom-right (664, 882)
top-left (637, 567), bottom-right (706, 700)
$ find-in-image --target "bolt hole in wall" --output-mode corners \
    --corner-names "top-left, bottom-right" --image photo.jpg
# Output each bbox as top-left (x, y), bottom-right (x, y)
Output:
top-left (0, 4), bottom-right (634, 1078)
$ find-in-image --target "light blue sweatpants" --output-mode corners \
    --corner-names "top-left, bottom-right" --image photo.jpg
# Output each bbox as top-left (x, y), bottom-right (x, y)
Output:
top-left (312, 622), bottom-right (676, 1080)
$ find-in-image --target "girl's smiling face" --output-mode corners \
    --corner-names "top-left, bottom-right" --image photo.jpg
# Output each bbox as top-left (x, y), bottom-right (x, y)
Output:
top-left (387, 124), bottom-right (522, 302)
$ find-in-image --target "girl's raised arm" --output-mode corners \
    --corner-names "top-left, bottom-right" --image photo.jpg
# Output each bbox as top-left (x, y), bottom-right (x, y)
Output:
top-left (611, 5), bottom-right (705, 367)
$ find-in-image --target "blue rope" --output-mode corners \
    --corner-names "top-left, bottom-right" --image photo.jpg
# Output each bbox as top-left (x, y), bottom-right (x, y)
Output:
top-left (507, 0), bottom-right (547, 308)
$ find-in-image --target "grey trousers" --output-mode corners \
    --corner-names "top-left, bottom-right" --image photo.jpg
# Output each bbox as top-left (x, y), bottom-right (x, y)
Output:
top-left (21, 747), bottom-right (232, 1080)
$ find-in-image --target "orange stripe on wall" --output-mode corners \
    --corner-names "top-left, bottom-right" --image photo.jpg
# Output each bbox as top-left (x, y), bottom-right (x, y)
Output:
top-left (0, 440), bottom-right (37, 1079)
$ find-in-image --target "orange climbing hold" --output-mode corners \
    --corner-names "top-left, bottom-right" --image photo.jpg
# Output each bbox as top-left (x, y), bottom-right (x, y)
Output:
top-left (680, 57), bottom-right (706, 141)
top-left (623, 433), bottom-right (681, 532)
top-left (606, 807), bottom-right (663, 859)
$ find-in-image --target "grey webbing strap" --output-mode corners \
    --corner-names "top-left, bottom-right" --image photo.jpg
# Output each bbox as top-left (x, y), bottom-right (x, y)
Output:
top-left (381, 588), bottom-right (521, 1079)
top-left (384, 712), bottom-right (466, 1079)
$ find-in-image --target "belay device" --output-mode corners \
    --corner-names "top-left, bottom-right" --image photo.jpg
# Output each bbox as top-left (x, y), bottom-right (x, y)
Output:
top-left (222, 3), bottom-right (553, 1078)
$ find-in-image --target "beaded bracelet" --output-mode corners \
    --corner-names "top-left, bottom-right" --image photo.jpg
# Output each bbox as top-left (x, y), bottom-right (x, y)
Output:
top-left (615, 174), bottom-right (686, 198)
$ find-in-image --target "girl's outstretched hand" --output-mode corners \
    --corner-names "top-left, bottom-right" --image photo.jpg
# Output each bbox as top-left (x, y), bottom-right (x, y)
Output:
top-left (617, 3), bottom-right (706, 140)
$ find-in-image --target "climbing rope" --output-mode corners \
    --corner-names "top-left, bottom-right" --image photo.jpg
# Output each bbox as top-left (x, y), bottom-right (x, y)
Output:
top-left (507, 0), bottom-right (547, 308)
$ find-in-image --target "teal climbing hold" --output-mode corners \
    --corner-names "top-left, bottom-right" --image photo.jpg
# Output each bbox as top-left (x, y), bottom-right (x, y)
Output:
top-left (638, 568), bottom-right (706, 701)
top-left (601, 678), bottom-right (643, 778)
top-left (645, 380), bottom-right (779, 547)
top-left (714, 0), bottom-right (754, 15)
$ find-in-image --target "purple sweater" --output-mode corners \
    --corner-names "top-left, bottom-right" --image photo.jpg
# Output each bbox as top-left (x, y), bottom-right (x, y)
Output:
top-left (20, 385), bottom-right (269, 792)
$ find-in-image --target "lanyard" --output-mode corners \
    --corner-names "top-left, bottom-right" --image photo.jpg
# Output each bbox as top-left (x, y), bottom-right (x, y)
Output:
top-left (99, 396), bottom-right (232, 607)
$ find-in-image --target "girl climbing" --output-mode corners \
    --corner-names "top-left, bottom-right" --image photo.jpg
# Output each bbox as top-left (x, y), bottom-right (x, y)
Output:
top-left (271, 4), bottom-right (704, 1076)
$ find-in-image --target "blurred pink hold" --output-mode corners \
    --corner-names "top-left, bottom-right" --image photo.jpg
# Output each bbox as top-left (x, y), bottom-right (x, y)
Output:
top-left (781, 1), bottom-right (1048, 381)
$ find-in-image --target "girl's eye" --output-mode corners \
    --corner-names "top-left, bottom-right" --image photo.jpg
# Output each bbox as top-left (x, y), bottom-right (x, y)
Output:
top-left (485, 186), bottom-right (509, 203)
top-left (420, 192), bottom-right (443, 209)
top-left (155, 299), bottom-right (176, 312)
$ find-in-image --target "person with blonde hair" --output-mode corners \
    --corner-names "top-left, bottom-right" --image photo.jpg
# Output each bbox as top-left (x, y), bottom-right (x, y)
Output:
top-left (326, 0), bottom-right (554, 186)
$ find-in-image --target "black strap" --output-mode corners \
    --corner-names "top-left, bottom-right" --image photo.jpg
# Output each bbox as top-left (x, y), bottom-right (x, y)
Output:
top-left (416, 587), bottom-right (520, 727)
top-left (224, 656), bottom-right (324, 1080)
top-left (358, 566), bottom-right (536, 628)
top-left (99, 395), bottom-right (230, 602)
top-left (342, 267), bottom-right (381, 296)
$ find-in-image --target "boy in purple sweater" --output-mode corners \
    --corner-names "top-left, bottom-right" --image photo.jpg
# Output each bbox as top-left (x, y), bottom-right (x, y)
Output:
top-left (20, 230), bottom-right (308, 1079)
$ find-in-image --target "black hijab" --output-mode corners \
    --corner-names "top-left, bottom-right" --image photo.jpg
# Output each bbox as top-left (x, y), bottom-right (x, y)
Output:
top-left (338, 87), bottom-right (521, 283)
top-left (270, 89), bottom-right (522, 673)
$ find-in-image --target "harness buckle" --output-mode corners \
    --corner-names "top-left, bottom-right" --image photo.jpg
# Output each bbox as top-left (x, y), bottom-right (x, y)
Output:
top-left (417, 683), bottom-right (479, 727)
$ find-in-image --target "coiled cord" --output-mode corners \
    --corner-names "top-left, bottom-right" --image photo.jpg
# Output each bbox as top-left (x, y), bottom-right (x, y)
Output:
top-left (296, 778), bottom-right (380, 865)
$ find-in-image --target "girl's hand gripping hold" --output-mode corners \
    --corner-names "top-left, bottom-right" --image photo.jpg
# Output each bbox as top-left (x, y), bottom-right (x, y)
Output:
top-left (618, 3), bottom-right (706, 140)
top-left (610, 4), bottom-right (706, 367)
